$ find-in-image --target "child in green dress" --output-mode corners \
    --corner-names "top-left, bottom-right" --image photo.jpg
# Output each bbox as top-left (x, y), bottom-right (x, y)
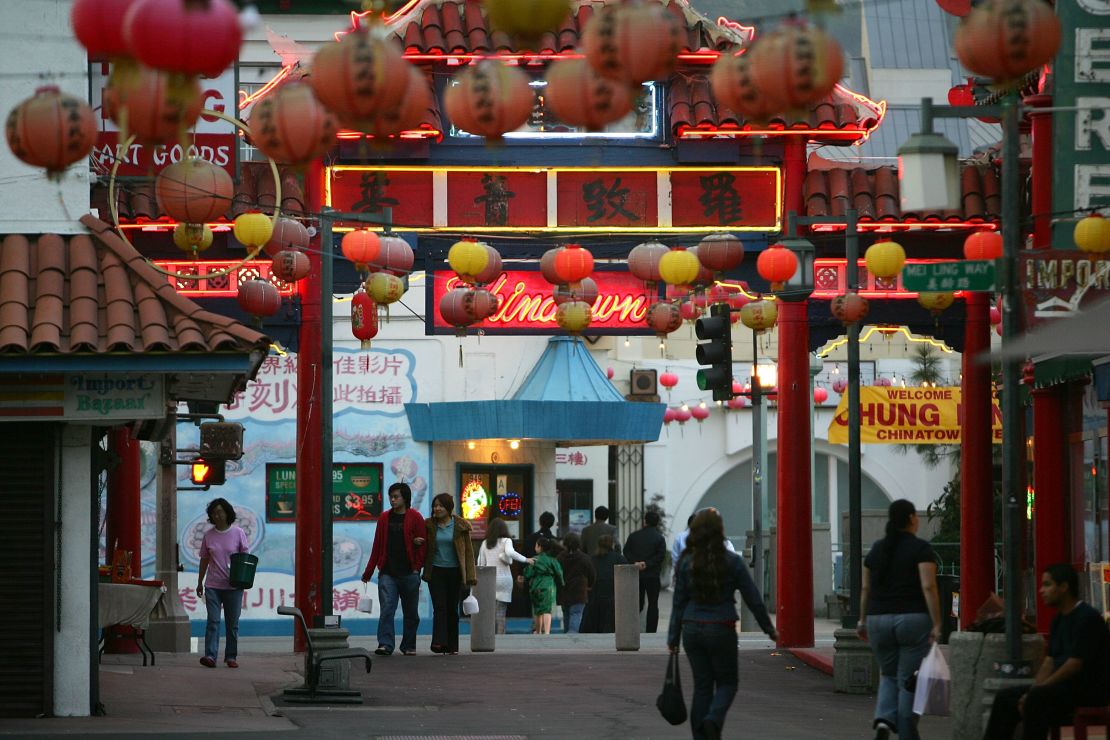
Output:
top-left (523, 537), bottom-right (564, 635)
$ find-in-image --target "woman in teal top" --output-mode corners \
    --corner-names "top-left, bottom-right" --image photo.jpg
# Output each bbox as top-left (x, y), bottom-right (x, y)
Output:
top-left (422, 493), bottom-right (476, 654)
top-left (523, 537), bottom-right (564, 635)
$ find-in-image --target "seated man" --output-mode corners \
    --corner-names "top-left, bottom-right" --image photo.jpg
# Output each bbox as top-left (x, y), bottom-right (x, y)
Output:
top-left (983, 563), bottom-right (1110, 740)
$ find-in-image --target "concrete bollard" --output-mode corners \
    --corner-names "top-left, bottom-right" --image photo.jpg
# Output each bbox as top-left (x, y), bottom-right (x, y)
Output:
top-left (614, 564), bottom-right (641, 651)
top-left (471, 566), bottom-right (496, 652)
top-left (307, 627), bottom-right (351, 689)
top-left (832, 627), bottom-right (878, 694)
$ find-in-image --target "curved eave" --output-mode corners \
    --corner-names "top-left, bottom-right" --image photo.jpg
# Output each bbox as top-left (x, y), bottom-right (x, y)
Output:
top-left (405, 400), bottom-right (665, 446)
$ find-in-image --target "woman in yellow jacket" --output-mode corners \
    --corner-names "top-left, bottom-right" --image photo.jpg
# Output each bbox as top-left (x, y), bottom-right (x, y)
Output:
top-left (423, 493), bottom-right (477, 654)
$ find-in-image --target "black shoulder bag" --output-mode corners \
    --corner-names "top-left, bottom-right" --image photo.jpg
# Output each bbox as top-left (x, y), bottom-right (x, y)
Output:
top-left (656, 651), bottom-right (687, 725)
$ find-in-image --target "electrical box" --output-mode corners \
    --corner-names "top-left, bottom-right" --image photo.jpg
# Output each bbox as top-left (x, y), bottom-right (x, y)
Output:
top-left (199, 422), bottom-right (244, 461)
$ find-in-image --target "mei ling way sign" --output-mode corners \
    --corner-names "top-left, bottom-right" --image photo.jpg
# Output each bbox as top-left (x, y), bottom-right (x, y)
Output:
top-left (828, 386), bottom-right (1002, 444)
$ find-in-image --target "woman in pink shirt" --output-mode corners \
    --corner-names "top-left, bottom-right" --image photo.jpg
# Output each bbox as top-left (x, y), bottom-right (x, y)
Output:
top-left (196, 498), bottom-right (250, 668)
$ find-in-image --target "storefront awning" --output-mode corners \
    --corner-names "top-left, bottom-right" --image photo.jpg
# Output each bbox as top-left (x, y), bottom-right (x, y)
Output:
top-left (405, 337), bottom-right (665, 445)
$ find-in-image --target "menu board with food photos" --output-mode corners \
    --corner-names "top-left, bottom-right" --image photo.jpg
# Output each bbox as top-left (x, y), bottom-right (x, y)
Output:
top-left (266, 462), bottom-right (383, 522)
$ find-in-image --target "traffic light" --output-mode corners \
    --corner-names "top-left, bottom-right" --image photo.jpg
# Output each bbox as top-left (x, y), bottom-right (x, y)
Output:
top-left (190, 458), bottom-right (226, 486)
top-left (695, 303), bottom-right (734, 402)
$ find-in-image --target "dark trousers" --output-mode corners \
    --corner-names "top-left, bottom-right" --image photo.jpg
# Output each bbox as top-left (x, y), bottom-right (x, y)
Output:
top-left (983, 683), bottom-right (1077, 740)
top-left (428, 566), bottom-right (462, 653)
top-left (682, 622), bottom-right (738, 740)
top-left (639, 573), bottom-right (662, 633)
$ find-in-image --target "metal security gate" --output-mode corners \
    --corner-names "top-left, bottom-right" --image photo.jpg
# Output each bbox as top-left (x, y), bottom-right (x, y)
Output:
top-left (0, 423), bottom-right (56, 717)
top-left (613, 444), bottom-right (644, 545)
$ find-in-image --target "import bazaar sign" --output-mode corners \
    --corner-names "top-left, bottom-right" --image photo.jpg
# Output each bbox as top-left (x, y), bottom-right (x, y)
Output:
top-left (827, 386), bottom-right (1002, 444)
top-left (0, 373), bottom-right (165, 422)
top-left (429, 270), bottom-right (652, 335)
top-left (326, 166), bottom-right (781, 232)
top-left (1020, 249), bottom-right (1110, 327)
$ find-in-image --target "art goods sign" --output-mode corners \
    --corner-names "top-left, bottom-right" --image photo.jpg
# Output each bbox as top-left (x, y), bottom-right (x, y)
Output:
top-left (326, 166), bottom-right (781, 232)
top-left (1019, 249), bottom-right (1110, 326)
top-left (828, 386), bottom-right (1002, 444)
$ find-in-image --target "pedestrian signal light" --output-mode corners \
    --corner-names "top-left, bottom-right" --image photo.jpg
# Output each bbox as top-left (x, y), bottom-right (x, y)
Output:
top-left (190, 458), bottom-right (226, 486)
top-left (695, 303), bottom-right (734, 402)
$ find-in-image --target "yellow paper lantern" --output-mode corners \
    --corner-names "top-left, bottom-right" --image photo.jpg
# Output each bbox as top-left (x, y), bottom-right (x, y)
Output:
top-left (1074, 213), bottom-right (1110, 253)
top-left (172, 223), bottom-right (213, 255)
top-left (739, 300), bottom-right (778, 332)
top-left (865, 240), bottom-right (906, 279)
top-left (448, 239), bottom-right (489, 280)
top-left (917, 291), bottom-right (955, 316)
top-left (367, 271), bottom-right (405, 305)
top-left (233, 212), bottom-right (274, 251)
top-left (556, 299), bottom-right (592, 335)
top-left (658, 248), bottom-right (700, 286)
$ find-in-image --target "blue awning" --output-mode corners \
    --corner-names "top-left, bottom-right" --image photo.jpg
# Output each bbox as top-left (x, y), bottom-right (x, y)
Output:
top-left (406, 337), bottom-right (665, 445)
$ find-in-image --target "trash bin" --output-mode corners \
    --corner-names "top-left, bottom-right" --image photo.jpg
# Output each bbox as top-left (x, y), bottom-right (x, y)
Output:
top-left (229, 553), bottom-right (259, 589)
top-left (937, 574), bottom-right (959, 644)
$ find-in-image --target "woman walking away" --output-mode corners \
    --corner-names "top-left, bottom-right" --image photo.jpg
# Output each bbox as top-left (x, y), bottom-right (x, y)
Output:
top-left (557, 532), bottom-right (595, 633)
top-left (668, 509), bottom-right (777, 740)
top-left (423, 493), bottom-right (477, 654)
top-left (857, 499), bottom-right (942, 740)
top-left (476, 517), bottom-right (532, 634)
top-left (196, 498), bottom-right (250, 669)
top-left (523, 537), bottom-right (564, 635)
top-left (579, 534), bottom-right (626, 633)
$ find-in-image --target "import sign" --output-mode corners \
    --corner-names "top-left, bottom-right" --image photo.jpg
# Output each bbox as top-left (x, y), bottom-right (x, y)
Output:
top-left (901, 260), bottom-right (997, 292)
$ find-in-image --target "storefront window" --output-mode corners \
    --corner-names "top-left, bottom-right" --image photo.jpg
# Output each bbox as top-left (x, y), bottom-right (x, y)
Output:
top-left (458, 465), bottom-right (532, 541)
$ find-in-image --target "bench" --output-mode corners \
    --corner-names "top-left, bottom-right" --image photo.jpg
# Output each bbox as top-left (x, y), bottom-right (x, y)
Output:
top-left (276, 606), bottom-right (372, 702)
top-left (1050, 706), bottom-right (1110, 740)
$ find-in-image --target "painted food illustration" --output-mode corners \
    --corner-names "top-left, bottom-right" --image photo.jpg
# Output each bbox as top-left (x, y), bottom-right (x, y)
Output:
top-left (389, 455), bottom-right (418, 481)
top-left (181, 505), bottom-right (264, 567)
top-left (333, 536), bottom-right (363, 578)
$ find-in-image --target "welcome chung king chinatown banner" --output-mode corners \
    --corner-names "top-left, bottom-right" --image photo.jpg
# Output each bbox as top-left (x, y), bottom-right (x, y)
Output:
top-left (827, 386), bottom-right (1002, 444)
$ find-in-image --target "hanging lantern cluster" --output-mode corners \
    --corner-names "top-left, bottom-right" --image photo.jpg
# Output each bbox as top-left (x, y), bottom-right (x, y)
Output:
top-left (963, 230), bottom-right (1003, 260)
top-left (830, 291), bottom-right (869, 326)
top-left (440, 239), bottom-right (504, 337)
top-left (449, 239), bottom-right (504, 286)
top-left (155, 157), bottom-right (235, 258)
top-left (339, 229), bottom-right (414, 328)
top-left (954, 0), bottom-right (1060, 85)
top-left (544, 59), bottom-right (634, 132)
top-left (103, 64), bottom-right (203, 146)
top-left (756, 243), bottom-right (797, 291)
top-left (865, 239), bottom-right (906, 280)
top-left (445, 61), bottom-right (534, 142)
top-left (1075, 214), bottom-right (1110, 254)
top-left (439, 286), bottom-right (501, 337)
top-left (711, 18), bottom-right (843, 121)
top-left (581, 0), bottom-right (684, 87)
top-left (247, 82), bottom-right (337, 167)
top-left (539, 244), bottom-right (595, 335)
top-left (311, 27), bottom-right (409, 133)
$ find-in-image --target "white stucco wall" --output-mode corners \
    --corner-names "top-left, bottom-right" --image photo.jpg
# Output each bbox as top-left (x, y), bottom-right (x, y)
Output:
top-left (55, 424), bottom-right (92, 716)
top-left (0, 0), bottom-right (90, 234)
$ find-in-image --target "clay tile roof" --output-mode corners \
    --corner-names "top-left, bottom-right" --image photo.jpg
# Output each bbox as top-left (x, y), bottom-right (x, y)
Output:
top-left (0, 215), bottom-right (270, 358)
top-left (389, 0), bottom-right (749, 55)
top-left (803, 155), bottom-right (1001, 224)
top-left (669, 76), bottom-right (883, 139)
top-left (92, 162), bottom-right (306, 224)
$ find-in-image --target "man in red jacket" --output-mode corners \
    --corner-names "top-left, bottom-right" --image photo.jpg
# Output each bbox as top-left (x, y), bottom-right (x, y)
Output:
top-left (362, 482), bottom-right (427, 656)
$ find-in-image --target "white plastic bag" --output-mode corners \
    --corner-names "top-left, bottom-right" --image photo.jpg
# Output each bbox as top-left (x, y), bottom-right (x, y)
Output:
top-left (912, 643), bottom-right (950, 716)
top-left (358, 584), bottom-right (374, 614)
top-left (462, 593), bottom-right (480, 616)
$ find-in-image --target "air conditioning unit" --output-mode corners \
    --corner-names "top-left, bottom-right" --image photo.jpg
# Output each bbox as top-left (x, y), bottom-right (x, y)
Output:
top-left (629, 368), bottom-right (658, 397)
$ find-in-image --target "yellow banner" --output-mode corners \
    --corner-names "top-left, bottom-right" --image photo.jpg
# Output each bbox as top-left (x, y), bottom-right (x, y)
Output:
top-left (827, 386), bottom-right (1002, 444)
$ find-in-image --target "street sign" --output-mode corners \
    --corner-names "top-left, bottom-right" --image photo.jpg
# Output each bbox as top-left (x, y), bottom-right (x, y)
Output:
top-left (901, 260), bottom-right (997, 292)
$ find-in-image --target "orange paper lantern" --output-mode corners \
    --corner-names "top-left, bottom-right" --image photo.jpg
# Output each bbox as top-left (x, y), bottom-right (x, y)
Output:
top-left (445, 61), bottom-right (534, 142)
top-left (6, 86), bottom-right (97, 177)
top-left (248, 82), bottom-right (337, 167)
top-left (154, 158), bottom-right (233, 223)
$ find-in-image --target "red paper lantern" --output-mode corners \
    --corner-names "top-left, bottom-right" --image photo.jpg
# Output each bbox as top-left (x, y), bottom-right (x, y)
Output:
top-left (341, 230), bottom-right (380, 271)
top-left (264, 217), bottom-right (310, 258)
top-left (989, 306), bottom-right (1001, 325)
top-left (445, 61), bottom-right (533, 141)
top-left (830, 292), bottom-right (870, 325)
top-left (582, 2), bottom-right (683, 85)
top-left (813, 387), bottom-right (828, 404)
top-left (727, 396), bottom-right (747, 410)
top-left (351, 290), bottom-right (378, 349)
top-left (749, 20), bottom-right (844, 113)
top-left (711, 50), bottom-right (775, 121)
top-left (72, 0), bottom-right (139, 60)
top-left (674, 407), bottom-right (692, 425)
top-left (686, 246), bottom-right (717, 287)
top-left (248, 82), bottom-right (337, 167)
top-left (659, 372), bottom-right (679, 389)
top-left (378, 235), bottom-right (414, 276)
top-left (756, 244), bottom-right (798, 290)
top-left (311, 30), bottom-right (409, 125)
top-left (269, 249), bottom-right (310, 283)
top-left (554, 277), bottom-right (599, 306)
top-left (875, 377), bottom-right (893, 387)
top-left (832, 378), bottom-right (847, 394)
top-left (628, 240), bottom-right (668, 286)
top-left (440, 287), bottom-right (478, 336)
top-left (646, 301), bottom-right (682, 338)
top-left (104, 65), bottom-right (202, 145)
top-left (963, 231), bottom-right (1003, 261)
top-left (154, 158), bottom-right (233, 223)
top-left (6, 86), bottom-right (97, 177)
top-left (463, 288), bottom-right (500, 322)
top-left (472, 244), bottom-right (504, 286)
top-left (544, 58), bottom-right (633, 132)
top-left (696, 232), bottom-right (745, 273)
top-left (663, 407), bottom-right (678, 425)
top-left (552, 244), bottom-right (594, 284)
top-left (237, 279), bottom-right (281, 323)
top-left (955, 0), bottom-right (1061, 83)
top-left (540, 247), bottom-right (565, 285)
top-left (123, 0), bottom-right (242, 78)
top-left (679, 301), bottom-right (702, 322)
top-left (690, 405), bottom-right (710, 423)
top-left (606, 366), bottom-right (615, 380)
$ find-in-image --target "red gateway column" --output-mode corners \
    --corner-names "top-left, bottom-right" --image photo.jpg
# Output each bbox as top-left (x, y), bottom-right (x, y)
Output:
top-left (1031, 384), bottom-right (1067, 633)
top-left (105, 426), bottom-right (141, 652)
top-left (294, 159), bottom-right (326, 649)
top-left (1025, 94), bottom-right (1053, 250)
top-left (960, 293), bottom-right (994, 628)
top-left (1067, 382), bottom-right (1087, 571)
top-left (776, 299), bottom-right (814, 647)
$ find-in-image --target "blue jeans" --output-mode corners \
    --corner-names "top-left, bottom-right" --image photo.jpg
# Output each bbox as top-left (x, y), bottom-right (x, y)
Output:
top-left (376, 572), bottom-right (421, 652)
top-left (204, 587), bottom-right (242, 662)
top-left (682, 622), bottom-right (738, 740)
top-left (563, 603), bottom-right (585, 633)
top-left (866, 612), bottom-right (932, 740)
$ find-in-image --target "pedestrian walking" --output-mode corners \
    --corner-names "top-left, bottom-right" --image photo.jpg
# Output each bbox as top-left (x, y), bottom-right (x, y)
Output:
top-left (423, 493), bottom-right (477, 655)
top-left (580, 505), bottom-right (618, 556)
top-left (579, 534), bottom-right (626, 633)
top-left (624, 510), bottom-right (667, 633)
top-left (667, 508), bottom-right (777, 740)
top-left (557, 532), bottom-right (596, 633)
top-left (196, 497), bottom-right (250, 669)
top-left (857, 499), bottom-right (942, 740)
top-left (361, 482), bottom-right (427, 656)
top-left (476, 517), bottom-right (532, 634)
top-left (523, 537), bottom-right (564, 635)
